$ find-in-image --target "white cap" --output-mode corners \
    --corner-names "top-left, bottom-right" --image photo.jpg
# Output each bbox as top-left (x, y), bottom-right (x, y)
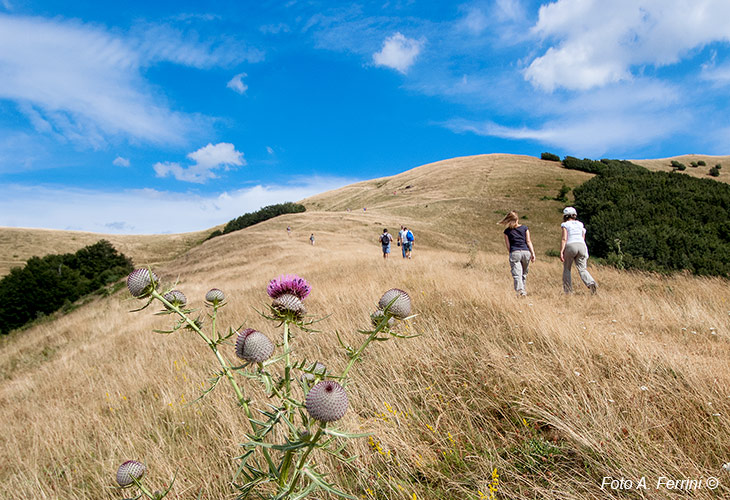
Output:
top-left (563, 206), bottom-right (577, 216)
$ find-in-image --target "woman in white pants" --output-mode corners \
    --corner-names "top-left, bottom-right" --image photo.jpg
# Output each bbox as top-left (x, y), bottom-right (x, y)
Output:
top-left (560, 207), bottom-right (597, 294)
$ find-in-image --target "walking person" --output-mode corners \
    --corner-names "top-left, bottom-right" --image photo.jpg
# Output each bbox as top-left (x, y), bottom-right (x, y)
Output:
top-left (309, 233), bottom-right (315, 246)
top-left (560, 207), bottom-right (597, 294)
top-left (498, 211), bottom-right (535, 297)
top-left (404, 227), bottom-right (415, 259)
top-left (287, 225), bottom-right (291, 237)
top-left (398, 226), bottom-right (407, 258)
top-left (379, 228), bottom-right (393, 260)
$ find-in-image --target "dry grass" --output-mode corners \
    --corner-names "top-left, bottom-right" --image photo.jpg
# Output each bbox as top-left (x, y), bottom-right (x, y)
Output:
top-left (632, 154), bottom-right (730, 184)
top-left (0, 226), bottom-right (217, 278)
top-left (1, 154), bottom-right (729, 499)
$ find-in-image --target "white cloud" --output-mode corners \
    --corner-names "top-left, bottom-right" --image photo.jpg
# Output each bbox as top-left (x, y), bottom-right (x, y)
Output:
top-left (525, 0), bottom-right (730, 91)
top-left (154, 143), bottom-right (245, 183)
top-left (113, 156), bottom-right (130, 167)
top-left (266, 146), bottom-right (275, 155)
top-left (373, 32), bottom-right (424, 73)
top-left (227, 72), bottom-right (248, 94)
top-left (0, 14), bottom-right (259, 147)
top-left (0, 177), bottom-right (356, 234)
top-left (444, 79), bottom-right (688, 155)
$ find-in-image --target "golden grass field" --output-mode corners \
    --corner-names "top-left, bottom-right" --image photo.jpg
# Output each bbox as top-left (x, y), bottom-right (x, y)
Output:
top-left (0, 154), bottom-right (728, 499)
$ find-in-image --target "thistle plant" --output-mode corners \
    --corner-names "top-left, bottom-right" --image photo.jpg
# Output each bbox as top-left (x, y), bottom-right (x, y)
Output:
top-left (119, 269), bottom-right (416, 499)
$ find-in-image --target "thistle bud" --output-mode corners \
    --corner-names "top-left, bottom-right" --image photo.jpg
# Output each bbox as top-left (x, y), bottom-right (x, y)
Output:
top-left (235, 328), bottom-right (274, 363)
top-left (127, 269), bottom-right (159, 298)
top-left (272, 293), bottom-right (307, 319)
top-left (378, 288), bottom-right (411, 319)
top-left (370, 309), bottom-right (395, 328)
top-left (301, 362), bottom-right (326, 383)
top-left (163, 290), bottom-right (187, 309)
top-left (116, 460), bottom-right (146, 487)
top-left (305, 380), bottom-right (348, 422)
top-left (205, 288), bottom-right (225, 305)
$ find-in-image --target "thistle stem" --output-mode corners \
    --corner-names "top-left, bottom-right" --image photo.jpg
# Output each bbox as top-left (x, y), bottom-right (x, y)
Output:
top-left (339, 316), bottom-right (390, 382)
top-left (151, 291), bottom-right (248, 414)
top-left (285, 426), bottom-right (324, 495)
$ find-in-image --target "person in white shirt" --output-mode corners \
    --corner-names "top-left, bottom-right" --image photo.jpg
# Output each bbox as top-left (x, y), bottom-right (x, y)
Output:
top-left (560, 207), bottom-right (597, 294)
top-left (398, 226), bottom-right (408, 258)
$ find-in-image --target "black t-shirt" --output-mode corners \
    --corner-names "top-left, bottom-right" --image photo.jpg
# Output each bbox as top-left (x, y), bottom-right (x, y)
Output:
top-left (504, 225), bottom-right (529, 251)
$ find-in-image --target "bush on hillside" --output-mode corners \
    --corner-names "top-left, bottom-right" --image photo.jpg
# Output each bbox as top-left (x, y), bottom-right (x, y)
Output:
top-left (698, 160), bottom-right (706, 166)
top-left (208, 202), bottom-right (306, 240)
top-left (0, 240), bottom-right (133, 334)
top-left (555, 184), bottom-right (571, 202)
top-left (571, 161), bottom-right (730, 277)
top-left (709, 166), bottom-right (721, 177)
top-left (541, 152), bottom-right (561, 162)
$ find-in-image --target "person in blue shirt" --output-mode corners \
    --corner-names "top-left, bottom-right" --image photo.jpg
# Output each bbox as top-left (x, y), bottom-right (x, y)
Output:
top-left (499, 211), bottom-right (536, 296)
top-left (404, 227), bottom-right (415, 259)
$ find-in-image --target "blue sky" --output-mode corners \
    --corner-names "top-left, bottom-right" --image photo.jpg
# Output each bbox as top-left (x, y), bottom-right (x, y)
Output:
top-left (2, 0), bottom-right (730, 234)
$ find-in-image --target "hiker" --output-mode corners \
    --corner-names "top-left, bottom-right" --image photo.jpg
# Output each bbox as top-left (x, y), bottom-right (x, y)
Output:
top-left (404, 227), bottom-right (415, 259)
top-left (310, 233), bottom-right (315, 246)
top-left (398, 226), bottom-right (407, 258)
top-left (287, 226), bottom-right (291, 237)
top-left (560, 207), bottom-right (597, 294)
top-left (379, 229), bottom-right (393, 259)
top-left (498, 211), bottom-right (535, 297)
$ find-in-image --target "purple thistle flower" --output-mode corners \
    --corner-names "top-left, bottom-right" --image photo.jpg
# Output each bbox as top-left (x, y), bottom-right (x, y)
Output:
top-left (267, 274), bottom-right (311, 300)
top-left (116, 460), bottom-right (146, 487)
top-left (305, 380), bottom-right (348, 422)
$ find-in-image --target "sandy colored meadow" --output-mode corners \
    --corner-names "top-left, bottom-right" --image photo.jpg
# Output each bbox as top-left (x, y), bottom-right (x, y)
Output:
top-left (1, 209), bottom-right (729, 499)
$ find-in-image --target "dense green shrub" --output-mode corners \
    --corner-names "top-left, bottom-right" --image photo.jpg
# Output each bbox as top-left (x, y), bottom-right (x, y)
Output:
top-left (571, 161), bottom-right (730, 277)
top-left (698, 160), bottom-right (707, 166)
top-left (0, 240), bottom-right (133, 334)
top-left (709, 166), bottom-right (721, 177)
top-left (555, 184), bottom-right (571, 202)
top-left (208, 202), bottom-right (306, 239)
top-left (541, 152), bottom-right (560, 162)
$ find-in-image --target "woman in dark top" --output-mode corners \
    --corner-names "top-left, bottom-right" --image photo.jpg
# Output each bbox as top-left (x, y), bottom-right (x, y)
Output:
top-left (498, 211), bottom-right (536, 296)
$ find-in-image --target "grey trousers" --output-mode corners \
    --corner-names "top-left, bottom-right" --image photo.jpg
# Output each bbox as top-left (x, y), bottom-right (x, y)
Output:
top-left (563, 242), bottom-right (595, 293)
top-left (509, 250), bottom-right (531, 293)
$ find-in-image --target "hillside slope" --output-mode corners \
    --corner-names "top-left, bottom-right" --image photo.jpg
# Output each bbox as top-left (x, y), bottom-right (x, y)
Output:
top-left (0, 154), bottom-right (728, 499)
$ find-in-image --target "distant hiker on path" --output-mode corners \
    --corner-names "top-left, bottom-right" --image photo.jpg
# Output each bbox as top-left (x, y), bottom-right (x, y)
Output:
top-left (380, 229), bottom-right (393, 260)
top-left (499, 211), bottom-right (535, 297)
top-left (404, 227), bottom-right (415, 259)
top-left (398, 226), bottom-right (407, 258)
top-left (310, 233), bottom-right (315, 246)
top-left (287, 226), bottom-right (291, 237)
top-left (560, 207), bottom-right (597, 294)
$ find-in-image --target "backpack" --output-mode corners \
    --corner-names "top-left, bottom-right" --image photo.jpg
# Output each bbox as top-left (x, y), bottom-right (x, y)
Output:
top-left (406, 231), bottom-right (414, 242)
top-left (380, 233), bottom-right (390, 244)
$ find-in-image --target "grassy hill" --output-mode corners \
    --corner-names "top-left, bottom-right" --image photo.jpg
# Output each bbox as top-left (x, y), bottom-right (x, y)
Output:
top-left (0, 226), bottom-right (216, 278)
top-left (0, 154), bottom-right (728, 499)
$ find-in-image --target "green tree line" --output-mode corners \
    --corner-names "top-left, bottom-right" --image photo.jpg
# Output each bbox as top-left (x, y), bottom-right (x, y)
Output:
top-left (563, 157), bottom-right (730, 277)
top-left (0, 240), bottom-right (133, 334)
top-left (208, 202), bottom-right (306, 239)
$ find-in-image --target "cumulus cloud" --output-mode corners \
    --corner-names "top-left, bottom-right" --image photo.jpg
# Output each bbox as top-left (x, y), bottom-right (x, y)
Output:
top-left (113, 156), bottom-right (130, 167)
top-left (0, 177), bottom-right (356, 234)
top-left (373, 32), bottom-right (424, 73)
top-left (227, 72), bottom-right (248, 94)
top-left (154, 142), bottom-right (245, 183)
top-left (0, 14), bottom-right (260, 147)
top-left (524, 0), bottom-right (730, 91)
